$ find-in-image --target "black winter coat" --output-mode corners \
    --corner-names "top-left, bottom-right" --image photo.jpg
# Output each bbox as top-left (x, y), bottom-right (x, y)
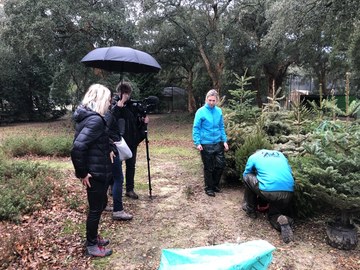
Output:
top-left (71, 106), bottom-right (112, 183)
top-left (105, 106), bottom-right (125, 143)
top-left (111, 102), bottom-right (146, 147)
top-left (104, 107), bottom-right (125, 158)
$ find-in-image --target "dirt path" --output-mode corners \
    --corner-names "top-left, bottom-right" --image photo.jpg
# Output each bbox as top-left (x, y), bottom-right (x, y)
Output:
top-left (104, 157), bottom-right (354, 270)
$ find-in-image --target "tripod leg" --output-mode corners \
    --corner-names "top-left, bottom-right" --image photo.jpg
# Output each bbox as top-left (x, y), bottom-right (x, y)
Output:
top-left (144, 128), bottom-right (152, 198)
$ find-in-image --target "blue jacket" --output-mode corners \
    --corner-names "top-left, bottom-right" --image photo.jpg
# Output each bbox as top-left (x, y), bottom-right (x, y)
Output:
top-left (192, 103), bottom-right (227, 146)
top-left (243, 149), bottom-right (294, 192)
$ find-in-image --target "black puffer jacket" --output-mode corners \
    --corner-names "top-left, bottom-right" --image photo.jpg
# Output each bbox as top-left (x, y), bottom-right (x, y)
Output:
top-left (71, 105), bottom-right (112, 183)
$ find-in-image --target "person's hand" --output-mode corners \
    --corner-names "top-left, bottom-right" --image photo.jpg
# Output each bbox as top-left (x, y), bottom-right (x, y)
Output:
top-left (110, 151), bottom-right (115, 163)
top-left (143, 115), bottom-right (149, 124)
top-left (117, 93), bottom-right (129, 107)
top-left (80, 173), bottom-right (92, 188)
top-left (224, 142), bottom-right (229, 152)
top-left (141, 115), bottom-right (149, 124)
top-left (196, 144), bottom-right (203, 151)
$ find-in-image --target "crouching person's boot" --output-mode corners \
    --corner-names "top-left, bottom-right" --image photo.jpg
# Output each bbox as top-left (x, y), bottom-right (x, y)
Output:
top-left (277, 215), bottom-right (294, 243)
top-left (242, 189), bottom-right (257, 219)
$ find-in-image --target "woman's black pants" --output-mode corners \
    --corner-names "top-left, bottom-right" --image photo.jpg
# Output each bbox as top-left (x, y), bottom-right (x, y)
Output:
top-left (200, 143), bottom-right (226, 192)
top-left (86, 178), bottom-right (109, 246)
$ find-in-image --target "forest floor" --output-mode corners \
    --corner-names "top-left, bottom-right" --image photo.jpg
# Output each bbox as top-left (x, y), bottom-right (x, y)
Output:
top-left (0, 113), bottom-right (359, 269)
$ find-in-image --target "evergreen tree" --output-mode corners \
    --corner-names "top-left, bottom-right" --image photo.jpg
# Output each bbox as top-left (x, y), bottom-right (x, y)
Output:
top-left (223, 71), bottom-right (261, 182)
top-left (294, 122), bottom-right (360, 225)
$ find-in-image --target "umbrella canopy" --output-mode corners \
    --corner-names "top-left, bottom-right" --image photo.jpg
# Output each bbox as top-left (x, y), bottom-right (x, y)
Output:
top-left (81, 46), bottom-right (161, 73)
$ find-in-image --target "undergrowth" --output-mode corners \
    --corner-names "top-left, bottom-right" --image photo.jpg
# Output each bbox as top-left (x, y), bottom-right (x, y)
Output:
top-left (0, 157), bottom-right (57, 222)
top-left (1, 134), bottom-right (72, 157)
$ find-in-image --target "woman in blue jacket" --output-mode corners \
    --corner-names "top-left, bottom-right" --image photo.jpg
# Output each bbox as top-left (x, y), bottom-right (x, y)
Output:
top-left (192, 89), bottom-right (229, 197)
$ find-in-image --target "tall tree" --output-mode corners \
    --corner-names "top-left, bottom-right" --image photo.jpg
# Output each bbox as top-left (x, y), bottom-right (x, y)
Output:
top-left (263, 0), bottom-right (360, 95)
top-left (1, 0), bottom-right (135, 118)
top-left (139, 0), bottom-right (237, 96)
top-left (245, 0), bottom-right (299, 98)
top-left (137, 14), bottom-right (201, 112)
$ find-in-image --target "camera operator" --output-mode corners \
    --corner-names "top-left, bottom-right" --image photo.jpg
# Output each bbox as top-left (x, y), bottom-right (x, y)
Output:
top-left (104, 91), bottom-right (133, 221)
top-left (113, 81), bottom-right (149, 200)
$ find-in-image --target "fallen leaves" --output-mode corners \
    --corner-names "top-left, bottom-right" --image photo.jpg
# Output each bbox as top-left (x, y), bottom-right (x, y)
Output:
top-left (0, 178), bottom-right (91, 270)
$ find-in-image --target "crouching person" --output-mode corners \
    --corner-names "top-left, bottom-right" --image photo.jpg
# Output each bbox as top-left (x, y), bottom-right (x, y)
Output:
top-left (242, 149), bottom-right (295, 243)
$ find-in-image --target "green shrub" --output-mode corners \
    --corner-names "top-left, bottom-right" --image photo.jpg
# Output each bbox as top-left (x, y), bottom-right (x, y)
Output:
top-left (43, 135), bottom-right (73, 156)
top-left (234, 131), bottom-right (273, 179)
top-left (2, 134), bottom-right (72, 157)
top-left (0, 159), bottom-right (55, 222)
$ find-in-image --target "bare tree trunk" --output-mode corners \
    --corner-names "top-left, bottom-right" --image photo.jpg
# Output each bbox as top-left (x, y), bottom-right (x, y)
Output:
top-left (252, 76), bottom-right (263, 107)
top-left (319, 77), bottom-right (327, 95)
top-left (187, 70), bottom-right (197, 113)
top-left (198, 43), bottom-right (223, 95)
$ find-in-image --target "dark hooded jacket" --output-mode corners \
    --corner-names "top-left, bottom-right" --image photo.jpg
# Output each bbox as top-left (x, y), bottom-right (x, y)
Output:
top-left (110, 102), bottom-right (146, 147)
top-left (71, 105), bottom-right (112, 183)
top-left (105, 105), bottom-right (125, 143)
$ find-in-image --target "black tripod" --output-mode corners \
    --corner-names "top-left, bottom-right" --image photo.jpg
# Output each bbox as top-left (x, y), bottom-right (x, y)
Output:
top-left (144, 124), bottom-right (152, 199)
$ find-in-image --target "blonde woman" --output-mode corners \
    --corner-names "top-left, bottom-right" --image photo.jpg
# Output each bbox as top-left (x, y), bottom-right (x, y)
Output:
top-left (192, 89), bottom-right (229, 197)
top-left (71, 84), bottom-right (113, 257)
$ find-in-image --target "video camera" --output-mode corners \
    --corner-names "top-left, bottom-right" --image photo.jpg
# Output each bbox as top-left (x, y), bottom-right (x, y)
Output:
top-left (113, 95), bottom-right (159, 118)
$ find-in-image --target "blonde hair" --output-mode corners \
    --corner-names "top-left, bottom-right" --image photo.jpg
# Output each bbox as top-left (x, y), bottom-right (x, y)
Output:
top-left (205, 89), bottom-right (219, 102)
top-left (82, 84), bottom-right (111, 116)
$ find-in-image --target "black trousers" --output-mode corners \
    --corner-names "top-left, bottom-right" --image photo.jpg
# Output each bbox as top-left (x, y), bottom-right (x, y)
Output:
top-left (200, 143), bottom-right (226, 192)
top-left (243, 173), bottom-right (294, 231)
top-left (86, 177), bottom-right (109, 245)
top-left (125, 145), bottom-right (137, 192)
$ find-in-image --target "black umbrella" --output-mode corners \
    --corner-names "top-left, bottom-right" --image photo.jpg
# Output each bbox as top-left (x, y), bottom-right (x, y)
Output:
top-left (80, 46), bottom-right (161, 73)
